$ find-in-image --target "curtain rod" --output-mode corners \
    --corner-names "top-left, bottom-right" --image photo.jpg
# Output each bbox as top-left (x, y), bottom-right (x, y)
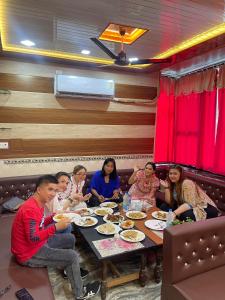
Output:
top-left (162, 60), bottom-right (225, 79)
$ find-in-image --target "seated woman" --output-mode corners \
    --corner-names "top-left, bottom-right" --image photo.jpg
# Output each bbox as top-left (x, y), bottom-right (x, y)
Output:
top-left (88, 158), bottom-right (123, 207)
top-left (128, 162), bottom-right (160, 208)
top-left (160, 165), bottom-right (218, 221)
top-left (44, 171), bottom-right (72, 233)
top-left (63, 165), bottom-right (91, 211)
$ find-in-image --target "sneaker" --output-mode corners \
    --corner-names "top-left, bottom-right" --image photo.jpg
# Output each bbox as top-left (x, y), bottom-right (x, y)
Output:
top-left (62, 268), bottom-right (89, 280)
top-left (76, 281), bottom-right (101, 299)
top-left (80, 267), bottom-right (89, 279)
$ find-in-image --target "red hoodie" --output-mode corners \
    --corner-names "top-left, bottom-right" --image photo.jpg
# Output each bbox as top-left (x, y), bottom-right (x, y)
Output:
top-left (11, 196), bottom-right (56, 263)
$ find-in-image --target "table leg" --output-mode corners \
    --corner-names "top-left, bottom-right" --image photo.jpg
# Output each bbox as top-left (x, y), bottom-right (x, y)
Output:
top-left (154, 248), bottom-right (162, 284)
top-left (101, 261), bottom-right (108, 300)
top-left (139, 253), bottom-right (147, 287)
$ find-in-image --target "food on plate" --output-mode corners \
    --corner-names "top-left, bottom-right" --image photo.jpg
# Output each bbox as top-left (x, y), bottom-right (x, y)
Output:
top-left (82, 218), bottom-right (95, 226)
top-left (106, 214), bottom-right (123, 222)
top-left (54, 214), bottom-right (70, 222)
top-left (120, 220), bottom-right (135, 229)
top-left (156, 211), bottom-right (167, 219)
top-left (122, 230), bottom-right (138, 240)
top-left (97, 223), bottom-right (115, 234)
top-left (76, 208), bottom-right (90, 216)
top-left (127, 212), bottom-right (145, 219)
top-left (103, 202), bottom-right (116, 208)
top-left (95, 209), bottom-right (109, 216)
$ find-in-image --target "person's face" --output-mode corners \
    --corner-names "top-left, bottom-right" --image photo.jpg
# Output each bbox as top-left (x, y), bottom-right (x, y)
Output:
top-left (74, 168), bottom-right (87, 182)
top-left (169, 169), bottom-right (181, 183)
top-left (145, 164), bottom-right (154, 176)
top-left (36, 183), bottom-right (58, 204)
top-left (57, 175), bottom-right (70, 192)
top-left (104, 161), bottom-right (114, 175)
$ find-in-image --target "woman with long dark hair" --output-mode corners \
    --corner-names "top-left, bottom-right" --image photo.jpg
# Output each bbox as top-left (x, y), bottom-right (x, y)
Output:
top-left (128, 162), bottom-right (159, 207)
top-left (88, 158), bottom-right (122, 207)
top-left (160, 165), bottom-right (218, 221)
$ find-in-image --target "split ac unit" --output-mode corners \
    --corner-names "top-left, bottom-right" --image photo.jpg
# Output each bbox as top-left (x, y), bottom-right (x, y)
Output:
top-left (54, 75), bottom-right (115, 100)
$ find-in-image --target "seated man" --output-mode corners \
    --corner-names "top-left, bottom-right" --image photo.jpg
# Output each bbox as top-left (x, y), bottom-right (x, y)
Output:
top-left (11, 175), bottom-right (100, 300)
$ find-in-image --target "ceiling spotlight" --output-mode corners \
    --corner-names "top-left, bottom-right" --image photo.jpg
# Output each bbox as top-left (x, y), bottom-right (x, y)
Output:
top-left (129, 57), bottom-right (138, 62)
top-left (81, 49), bottom-right (90, 55)
top-left (20, 40), bottom-right (35, 47)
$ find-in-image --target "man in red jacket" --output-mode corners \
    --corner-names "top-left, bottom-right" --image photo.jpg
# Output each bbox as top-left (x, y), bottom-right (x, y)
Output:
top-left (11, 175), bottom-right (100, 300)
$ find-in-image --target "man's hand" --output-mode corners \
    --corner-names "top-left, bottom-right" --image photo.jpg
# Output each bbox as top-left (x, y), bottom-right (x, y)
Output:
top-left (55, 218), bottom-right (70, 231)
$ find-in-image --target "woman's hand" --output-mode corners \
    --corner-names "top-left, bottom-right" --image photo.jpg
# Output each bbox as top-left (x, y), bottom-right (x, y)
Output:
top-left (98, 195), bottom-right (105, 202)
top-left (83, 193), bottom-right (92, 201)
top-left (134, 165), bottom-right (141, 172)
top-left (160, 179), bottom-right (169, 189)
top-left (112, 192), bottom-right (119, 199)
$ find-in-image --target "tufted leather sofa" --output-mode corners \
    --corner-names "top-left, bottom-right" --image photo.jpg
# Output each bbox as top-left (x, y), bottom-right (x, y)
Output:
top-left (1, 165), bottom-right (225, 211)
top-left (161, 216), bottom-right (225, 300)
top-left (0, 169), bottom-right (133, 206)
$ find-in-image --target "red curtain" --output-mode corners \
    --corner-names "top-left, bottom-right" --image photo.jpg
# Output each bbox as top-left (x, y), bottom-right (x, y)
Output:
top-left (154, 79), bottom-right (175, 162)
top-left (213, 88), bottom-right (225, 175)
top-left (173, 90), bottom-right (216, 170)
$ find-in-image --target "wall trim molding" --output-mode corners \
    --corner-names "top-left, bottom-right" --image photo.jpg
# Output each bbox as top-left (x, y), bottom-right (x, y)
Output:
top-left (3, 154), bottom-right (153, 165)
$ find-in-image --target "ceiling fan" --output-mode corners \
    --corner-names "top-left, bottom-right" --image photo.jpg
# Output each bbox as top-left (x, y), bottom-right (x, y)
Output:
top-left (91, 28), bottom-right (172, 67)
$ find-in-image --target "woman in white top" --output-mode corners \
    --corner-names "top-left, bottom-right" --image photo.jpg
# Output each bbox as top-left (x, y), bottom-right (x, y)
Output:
top-left (63, 165), bottom-right (91, 211)
top-left (44, 171), bottom-right (72, 234)
top-left (44, 171), bottom-right (71, 216)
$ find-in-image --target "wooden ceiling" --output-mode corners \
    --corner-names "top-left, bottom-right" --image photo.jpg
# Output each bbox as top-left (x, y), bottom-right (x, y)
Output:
top-left (1, 0), bottom-right (225, 70)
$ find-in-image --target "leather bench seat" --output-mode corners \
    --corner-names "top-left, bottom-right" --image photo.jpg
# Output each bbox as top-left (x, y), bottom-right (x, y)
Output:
top-left (0, 214), bottom-right (54, 300)
top-left (172, 265), bottom-right (225, 300)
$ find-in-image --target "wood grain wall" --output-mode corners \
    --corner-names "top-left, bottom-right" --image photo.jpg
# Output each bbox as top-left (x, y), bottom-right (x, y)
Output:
top-left (0, 63), bottom-right (158, 159)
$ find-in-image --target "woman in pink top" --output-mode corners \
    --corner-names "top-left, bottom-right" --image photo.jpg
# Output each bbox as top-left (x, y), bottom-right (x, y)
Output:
top-left (128, 162), bottom-right (160, 207)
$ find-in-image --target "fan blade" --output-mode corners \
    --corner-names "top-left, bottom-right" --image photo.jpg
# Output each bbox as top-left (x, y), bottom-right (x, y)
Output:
top-left (90, 38), bottom-right (118, 60)
top-left (130, 57), bottom-right (172, 65)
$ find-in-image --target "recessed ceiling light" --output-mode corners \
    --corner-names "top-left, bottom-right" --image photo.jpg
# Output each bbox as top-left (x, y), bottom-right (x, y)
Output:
top-left (129, 57), bottom-right (138, 62)
top-left (20, 40), bottom-right (35, 47)
top-left (81, 49), bottom-right (90, 55)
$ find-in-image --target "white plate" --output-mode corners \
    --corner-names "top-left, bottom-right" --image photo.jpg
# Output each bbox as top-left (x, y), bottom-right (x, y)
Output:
top-left (53, 213), bottom-right (81, 223)
top-left (94, 207), bottom-right (113, 216)
top-left (152, 211), bottom-right (168, 221)
top-left (74, 216), bottom-right (98, 227)
top-left (74, 208), bottom-right (93, 217)
top-left (96, 223), bottom-right (121, 235)
top-left (126, 211), bottom-right (147, 220)
top-left (103, 214), bottom-right (124, 224)
top-left (120, 220), bottom-right (135, 230)
top-left (100, 202), bottom-right (118, 209)
top-left (120, 229), bottom-right (145, 243)
top-left (145, 219), bottom-right (167, 231)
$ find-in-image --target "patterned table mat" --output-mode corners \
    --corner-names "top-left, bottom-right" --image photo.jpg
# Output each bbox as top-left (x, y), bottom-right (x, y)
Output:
top-left (93, 237), bottom-right (144, 258)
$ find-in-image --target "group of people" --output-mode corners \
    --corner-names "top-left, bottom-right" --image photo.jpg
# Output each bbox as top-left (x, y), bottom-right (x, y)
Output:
top-left (11, 158), bottom-right (219, 299)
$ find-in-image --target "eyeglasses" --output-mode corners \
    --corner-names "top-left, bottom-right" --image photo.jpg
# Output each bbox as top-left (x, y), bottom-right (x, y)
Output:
top-left (75, 173), bottom-right (86, 176)
top-left (0, 284), bottom-right (11, 297)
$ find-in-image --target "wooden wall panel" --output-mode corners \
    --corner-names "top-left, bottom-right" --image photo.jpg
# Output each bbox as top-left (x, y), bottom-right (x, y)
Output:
top-left (0, 73), bottom-right (157, 99)
top-left (0, 107), bottom-right (155, 125)
top-left (0, 73), bottom-right (53, 93)
top-left (115, 83), bottom-right (157, 100)
top-left (0, 138), bottom-right (154, 158)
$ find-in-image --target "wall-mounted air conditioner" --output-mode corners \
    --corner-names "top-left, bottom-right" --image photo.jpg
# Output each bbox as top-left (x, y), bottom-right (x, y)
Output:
top-left (54, 74), bottom-right (115, 100)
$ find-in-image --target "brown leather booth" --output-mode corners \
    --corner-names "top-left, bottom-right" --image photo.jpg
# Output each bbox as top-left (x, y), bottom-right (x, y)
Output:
top-left (161, 216), bottom-right (225, 300)
top-left (1, 165), bottom-right (225, 299)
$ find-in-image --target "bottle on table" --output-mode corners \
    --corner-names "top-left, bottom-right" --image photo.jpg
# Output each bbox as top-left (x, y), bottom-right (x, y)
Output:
top-left (123, 192), bottom-right (131, 212)
top-left (166, 209), bottom-right (173, 227)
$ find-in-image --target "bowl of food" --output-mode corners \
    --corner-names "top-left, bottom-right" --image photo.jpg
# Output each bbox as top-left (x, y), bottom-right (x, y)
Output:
top-left (120, 220), bottom-right (135, 229)
top-left (126, 211), bottom-right (147, 220)
top-left (96, 223), bottom-right (120, 235)
top-left (151, 210), bottom-right (168, 221)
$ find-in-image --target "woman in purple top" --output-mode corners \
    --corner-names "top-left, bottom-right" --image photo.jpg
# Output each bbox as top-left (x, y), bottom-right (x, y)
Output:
top-left (88, 158), bottom-right (123, 207)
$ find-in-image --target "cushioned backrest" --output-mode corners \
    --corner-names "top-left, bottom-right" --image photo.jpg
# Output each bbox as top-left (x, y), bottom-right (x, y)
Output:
top-left (163, 216), bottom-right (225, 284)
top-left (0, 169), bottom-right (134, 205)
